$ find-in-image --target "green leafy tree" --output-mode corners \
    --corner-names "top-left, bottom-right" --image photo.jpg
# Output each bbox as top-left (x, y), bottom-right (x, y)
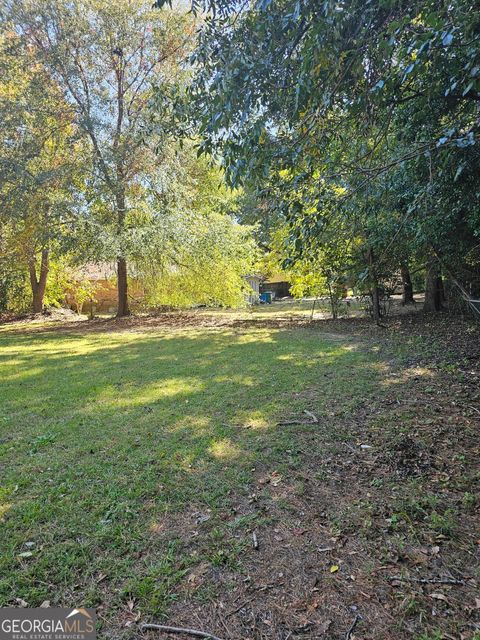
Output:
top-left (167, 0), bottom-right (480, 319)
top-left (132, 148), bottom-right (258, 308)
top-left (9, 0), bottom-right (194, 316)
top-left (0, 32), bottom-right (83, 312)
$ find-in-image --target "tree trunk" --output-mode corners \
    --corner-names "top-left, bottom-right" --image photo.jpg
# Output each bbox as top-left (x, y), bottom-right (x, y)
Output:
top-left (438, 275), bottom-right (446, 303)
top-left (115, 185), bottom-right (130, 317)
top-left (327, 282), bottom-right (337, 319)
top-left (424, 259), bottom-right (442, 312)
top-left (401, 264), bottom-right (415, 305)
top-left (116, 256), bottom-right (130, 317)
top-left (367, 247), bottom-right (381, 324)
top-left (371, 285), bottom-right (381, 324)
top-left (28, 249), bottom-right (49, 313)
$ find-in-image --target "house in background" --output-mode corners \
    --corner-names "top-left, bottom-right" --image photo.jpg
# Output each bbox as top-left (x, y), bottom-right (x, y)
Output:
top-left (260, 273), bottom-right (291, 299)
top-left (66, 262), bottom-right (144, 315)
top-left (245, 272), bottom-right (292, 304)
top-left (244, 274), bottom-right (262, 304)
top-left (67, 264), bottom-right (290, 313)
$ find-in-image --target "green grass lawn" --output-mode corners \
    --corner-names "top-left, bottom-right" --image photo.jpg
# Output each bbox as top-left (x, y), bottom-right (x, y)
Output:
top-left (0, 316), bottom-right (477, 639)
top-left (0, 323), bottom-right (377, 616)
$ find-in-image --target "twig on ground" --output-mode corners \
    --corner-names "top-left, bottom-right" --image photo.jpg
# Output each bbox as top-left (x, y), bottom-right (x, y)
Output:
top-left (276, 409), bottom-right (320, 427)
top-left (252, 531), bottom-right (259, 550)
top-left (248, 581), bottom-right (284, 592)
top-left (388, 575), bottom-right (466, 585)
top-left (215, 610), bottom-right (231, 639)
top-left (225, 596), bottom-right (256, 618)
top-left (345, 614), bottom-right (361, 640)
top-left (221, 423), bottom-right (252, 429)
top-left (141, 623), bottom-right (224, 640)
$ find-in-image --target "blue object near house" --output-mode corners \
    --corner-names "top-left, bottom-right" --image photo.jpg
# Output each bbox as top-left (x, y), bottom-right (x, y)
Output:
top-left (260, 291), bottom-right (273, 304)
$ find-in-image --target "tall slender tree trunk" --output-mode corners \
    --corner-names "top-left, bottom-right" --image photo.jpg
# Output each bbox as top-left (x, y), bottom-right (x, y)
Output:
top-left (28, 248), bottom-right (49, 313)
top-left (116, 256), bottom-right (129, 317)
top-left (371, 285), bottom-right (381, 324)
top-left (327, 281), bottom-right (338, 319)
top-left (401, 264), bottom-right (415, 305)
top-left (116, 187), bottom-right (130, 318)
top-left (424, 259), bottom-right (443, 312)
top-left (368, 247), bottom-right (381, 324)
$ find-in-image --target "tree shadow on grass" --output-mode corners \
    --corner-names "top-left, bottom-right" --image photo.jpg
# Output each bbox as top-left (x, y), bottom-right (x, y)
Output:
top-left (1, 321), bottom-right (475, 640)
top-left (0, 324), bottom-right (385, 612)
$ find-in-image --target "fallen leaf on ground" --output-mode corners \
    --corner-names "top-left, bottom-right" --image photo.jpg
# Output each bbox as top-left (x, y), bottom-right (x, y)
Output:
top-left (15, 598), bottom-right (28, 608)
top-left (318, 619), bottom-right (332, 634)
top-left (270, 471), bottom-right (282, 486)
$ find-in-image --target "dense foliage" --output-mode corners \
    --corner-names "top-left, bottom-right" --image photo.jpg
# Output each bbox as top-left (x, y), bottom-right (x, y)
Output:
top-left (2, 0), bottom-right (479, 319)
top-left (166, 0), bottom-right (480, 320)
top-left (0, 0), bottom-right (256, 314)
top-left (0, 32), bottom-right (84, 312)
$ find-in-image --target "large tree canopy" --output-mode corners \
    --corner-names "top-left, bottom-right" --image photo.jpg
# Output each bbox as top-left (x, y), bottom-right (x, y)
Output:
top-left (1, 0), bottom-right (258, 315)
top-left (167, 0), bottom-right (480, 320)
top-left (173, 0), bottom-right (479, 180)
top-left (7, 0), bottom-right (194, 315)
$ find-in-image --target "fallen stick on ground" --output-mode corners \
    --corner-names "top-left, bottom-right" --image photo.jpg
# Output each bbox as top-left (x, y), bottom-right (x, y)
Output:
top-left (225, 595), bottom-right (256, 618)
top-left (252, 531), bottom-right (259, 550)
top-left (276, 419), bottom-right (311, 425)
top-left (141, 623), bottom-right (224, 640)
top-left (345, 614), bottom-right (361, 640)
top-left (388, 575), bottom-right (465, 585)
top-left (221, 423), bottom-right (252, 429)
top-left (276, 409), bottom-right (320, 427)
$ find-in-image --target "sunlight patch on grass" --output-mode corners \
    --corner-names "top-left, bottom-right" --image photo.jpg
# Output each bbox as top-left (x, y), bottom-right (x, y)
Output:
top-left (208, 438), bottom-right (241, 460)
top-left (0, 367), bottom-right (45, 382)
top-left (233, 331), bottom-right (277, 345)
top-left (0, 501), bottom-right (12, 521)
top-left (102, 377), bottom-right (205, 406)
top-left (382, 366), bottom-right (435, 386)
top-left (213, 374), bottom-right (255, 386)
top-left (232, 410), bottom-right (270, 429)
